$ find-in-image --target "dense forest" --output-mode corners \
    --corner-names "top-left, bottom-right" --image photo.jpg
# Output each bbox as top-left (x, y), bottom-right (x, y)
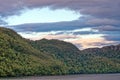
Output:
top-left (0, 27), bottom-right (120, 77)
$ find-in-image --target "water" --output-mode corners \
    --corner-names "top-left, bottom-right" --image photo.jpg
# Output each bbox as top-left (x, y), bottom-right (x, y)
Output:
top-left (0, 74), bottom-right (120, 80)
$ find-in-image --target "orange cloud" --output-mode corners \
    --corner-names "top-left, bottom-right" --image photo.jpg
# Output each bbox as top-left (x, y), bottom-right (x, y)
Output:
top-left (19, 32), bottom-right (115, 49)
top-left (30, 34), bottom-right (77, 40)
top-left (67, 35), bottom-right (114, 49)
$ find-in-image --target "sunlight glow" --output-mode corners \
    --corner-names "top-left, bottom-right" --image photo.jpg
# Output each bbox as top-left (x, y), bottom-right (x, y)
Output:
top-left (18, 28), bottom-right (113, 49)
top-left (3, 7), bottom-right (81, 25)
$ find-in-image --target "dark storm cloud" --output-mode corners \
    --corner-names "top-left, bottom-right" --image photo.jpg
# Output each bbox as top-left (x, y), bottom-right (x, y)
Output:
top-left (93, 25), bottom-right (120, 42)
top-left (104, 35), bottom-right (120, 41)
top-left (94, 25), bottom-right (120, 31)
top-left (0, 0), bottom-right (120, 29)
top-left (0, 0), bottom-right (120, 18)
top-left (10, 20), bottom-right (88, 32)
top-left (87, 18), bottom-right (120, 26)
top-left (0, 0), bottom-right (120, 48)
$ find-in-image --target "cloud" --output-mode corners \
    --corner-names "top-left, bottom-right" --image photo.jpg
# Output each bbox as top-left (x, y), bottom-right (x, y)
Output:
top-left (93, 25), bottom-right (120, 43)
top-left (18, 28), bottom-right (96, 40)
top-left (0, 0), bottom-right (24, 16)
top-left (10, 20), bottom-right (88, 32)
top-left (1, 0), bottom-right (119, 28)
top-left (0, 0), bottom-right (120, 49)
top-left (0, 0), bottom-right (120, 18)
top-left (94, 25), bottom-right (120, 31)
top-left (9, 21), bottom-right (120, 50)
top-left (19, 31), bottom-right (114, 49)
top-left (1, 0), bottom-right (120, 30)
top-left (0, 19), bottom-right (7, 25)
top-left (103, 34), bottom-right (120, 41)
top-left (18, 28), bottom-right (116, 49)
top-left (87, 18), bottom-right (120, 25)
top-left (70, 35), bottom-right (114, 49)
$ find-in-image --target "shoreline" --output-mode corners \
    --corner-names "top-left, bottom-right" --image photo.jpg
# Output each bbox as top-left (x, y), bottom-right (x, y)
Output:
top-left (1, 73), bottom-right (120, 79)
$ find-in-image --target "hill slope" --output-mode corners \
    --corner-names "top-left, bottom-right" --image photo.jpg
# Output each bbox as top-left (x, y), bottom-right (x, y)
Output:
top-left (30, 39), bottom-right (120, 74)
top-left (0, 27), bottom-right (120, 77)
top-left (0, 27), bottom-right (67, 77)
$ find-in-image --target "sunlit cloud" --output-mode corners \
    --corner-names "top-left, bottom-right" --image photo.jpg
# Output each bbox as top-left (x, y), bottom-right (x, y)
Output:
top-left (18, 28), bottom-right (116, 49)
top-left (0, 0), bottom-right (120, 49)
top-left (18, 28), bottom-right (98, 40)
top-left (66, 34), bottom-right (114, 49)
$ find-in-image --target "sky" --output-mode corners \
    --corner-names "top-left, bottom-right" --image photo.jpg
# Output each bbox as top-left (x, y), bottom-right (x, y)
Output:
top-left (0, 0), bottom-right (120, 49)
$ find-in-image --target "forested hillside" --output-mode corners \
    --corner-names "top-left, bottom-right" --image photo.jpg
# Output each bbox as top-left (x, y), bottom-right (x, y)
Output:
top-left (0, 27), bottom-right (67, 77)
top-left (30, 39), bottom-right (120, 74)
top-left (0, 27), bottom-right (120, 77)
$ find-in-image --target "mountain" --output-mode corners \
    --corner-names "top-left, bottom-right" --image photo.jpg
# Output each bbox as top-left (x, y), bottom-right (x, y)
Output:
top-left (0, 27), bottom-right (67, 77)
top-left (0, 27), bottom-right (120, 77)
top-left (30, 39), bottom-right (120, 74)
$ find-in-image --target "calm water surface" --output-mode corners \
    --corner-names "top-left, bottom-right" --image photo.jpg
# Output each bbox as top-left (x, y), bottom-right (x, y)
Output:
top-left (0, 74), bottom-right (120, 80)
